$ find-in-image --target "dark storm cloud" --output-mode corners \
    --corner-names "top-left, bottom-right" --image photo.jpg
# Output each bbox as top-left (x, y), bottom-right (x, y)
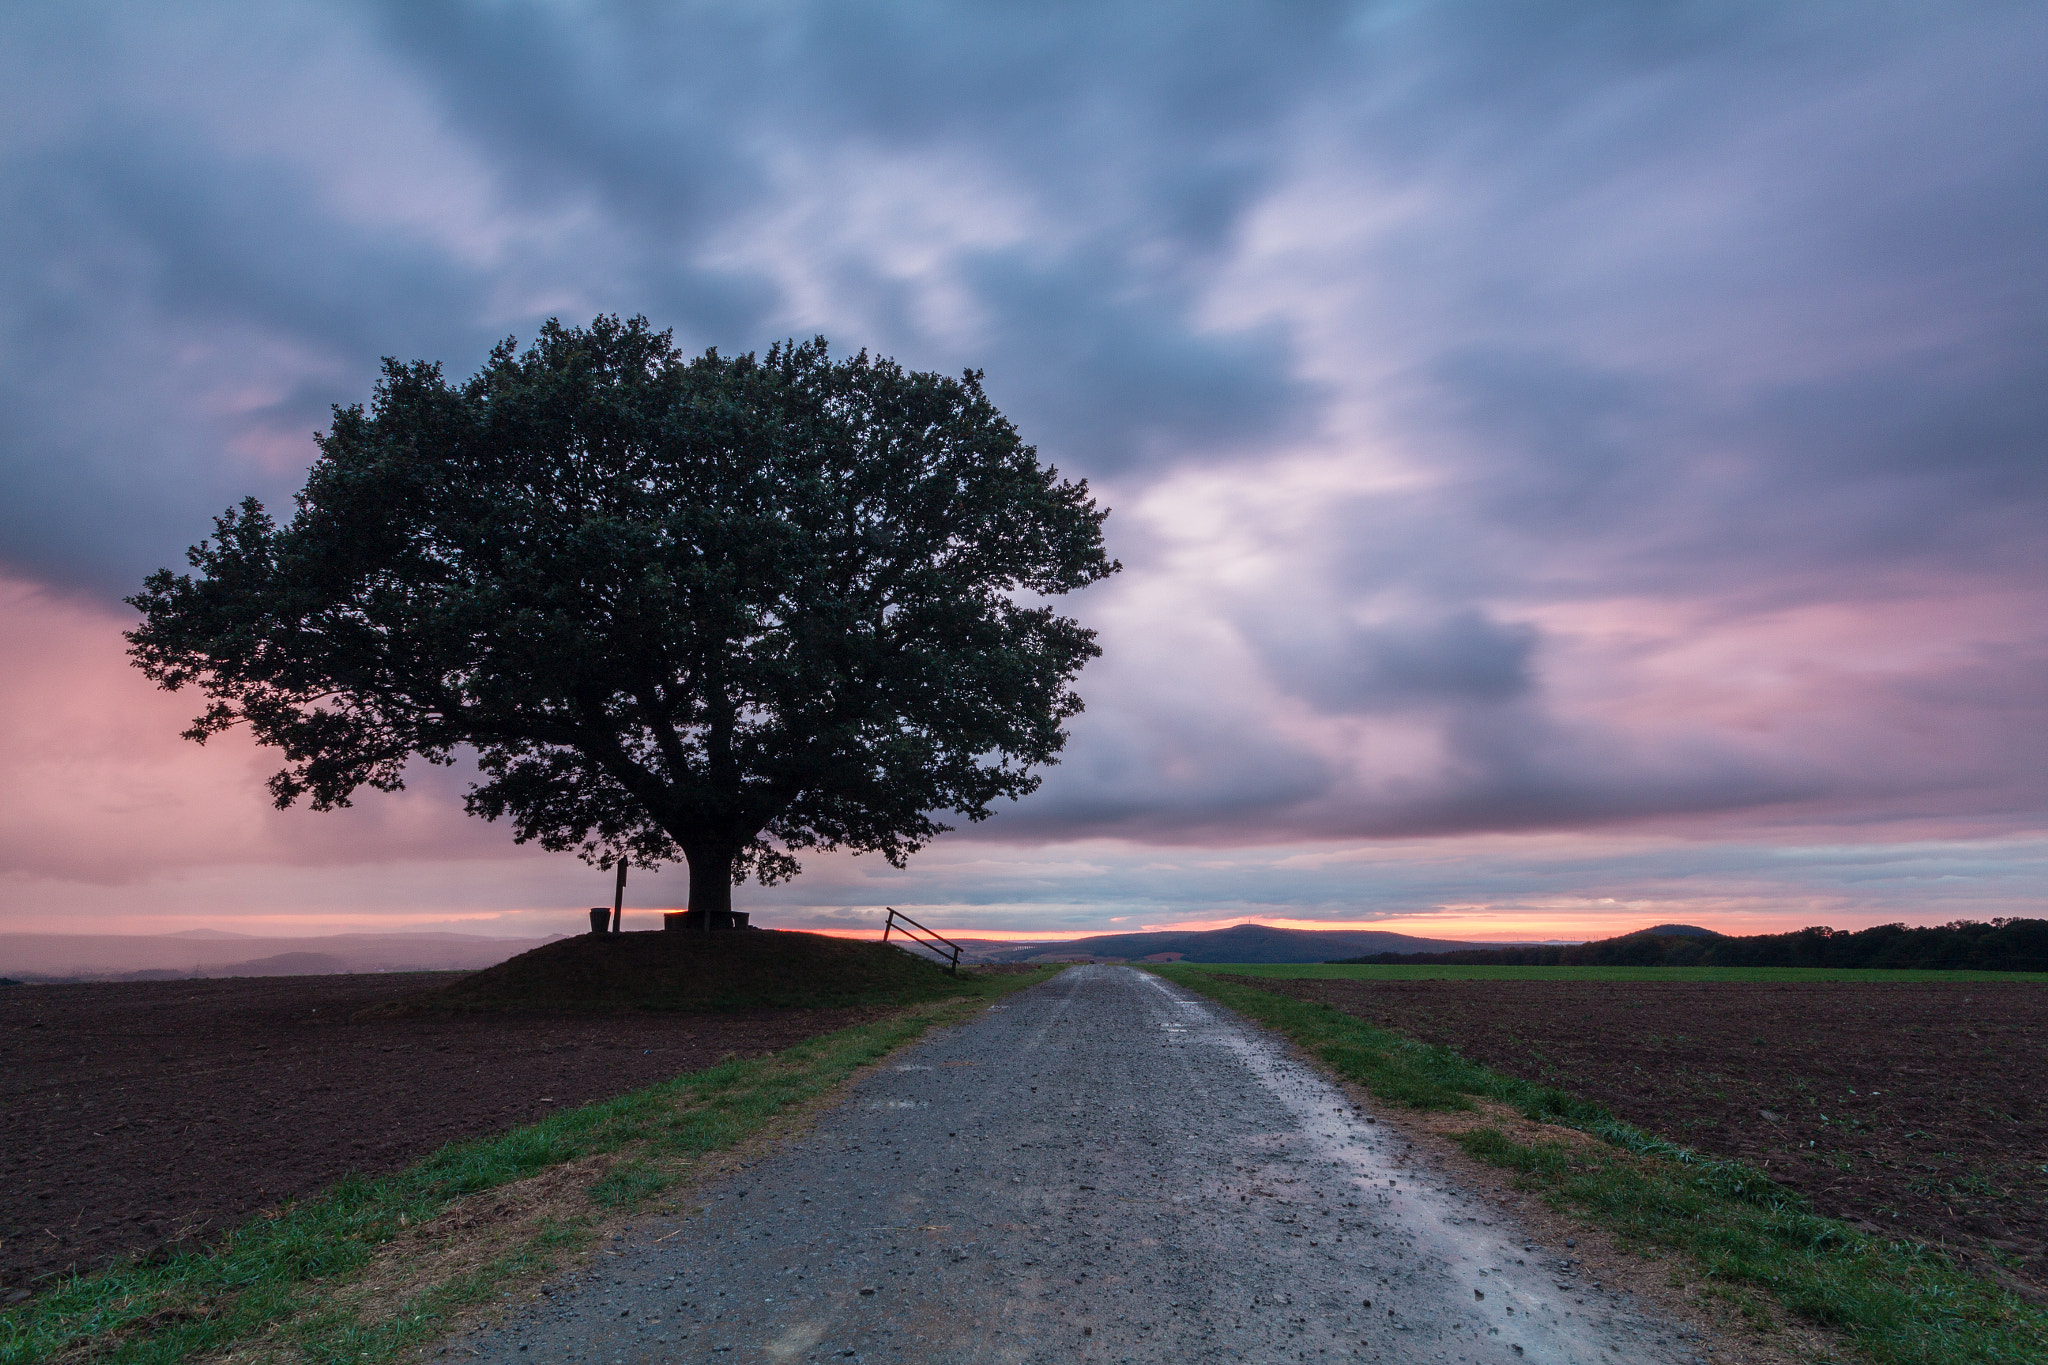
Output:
top-left (0, 129), bottom-right (489, 594)
top-left (1360, 1), bottom-right (2048, 602)
top-left (1422, 333), bottom-right (2048, 603)
top-left (0, 0), bottom-right (1339, 598)
top-left (1346, 709), bottom-right (1819, 840)
top-left (996, 702), bottom-right (1338, 841)
top-left (0, 127), bottom-right (770, 594)
top-left (369, 0), bottom-right (1332, 472)
top-left (1003, 659), bottom-right (1820, 847)
top-left (371, 0), bottom-right (1337, 244)
top-left (1252, 610), bottom-right (1539, 715)
top-left (963, 251), bottom-right (1309, 471)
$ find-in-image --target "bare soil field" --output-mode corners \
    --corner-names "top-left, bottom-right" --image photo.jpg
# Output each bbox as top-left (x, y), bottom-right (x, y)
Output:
top-left (0, 973), bottom-right (894, 1297)
top-left (1236, 976), bottom-right (2048, 1296)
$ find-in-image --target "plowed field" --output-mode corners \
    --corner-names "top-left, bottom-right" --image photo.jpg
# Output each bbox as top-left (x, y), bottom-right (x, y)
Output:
top-left (1235, 976), bottom-right (2048, 1296)
top-left (0, 973), bottom-right (891, 1297)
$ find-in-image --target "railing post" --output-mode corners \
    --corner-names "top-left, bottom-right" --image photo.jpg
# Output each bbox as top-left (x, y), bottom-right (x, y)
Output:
top-left (876, 906), bottom-right (966, 974)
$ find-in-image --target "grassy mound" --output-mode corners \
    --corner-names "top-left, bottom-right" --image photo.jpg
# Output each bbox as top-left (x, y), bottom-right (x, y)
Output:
top-left (370, 929), bottom-right (970, 1014)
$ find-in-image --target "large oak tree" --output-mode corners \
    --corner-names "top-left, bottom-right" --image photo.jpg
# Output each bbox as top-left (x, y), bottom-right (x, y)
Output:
top-left (127, 317), bottom-right (1118, 920)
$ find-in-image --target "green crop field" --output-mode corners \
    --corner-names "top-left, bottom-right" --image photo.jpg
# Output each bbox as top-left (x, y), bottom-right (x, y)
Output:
top-left (1167, 962), bottom-right (2048, 983)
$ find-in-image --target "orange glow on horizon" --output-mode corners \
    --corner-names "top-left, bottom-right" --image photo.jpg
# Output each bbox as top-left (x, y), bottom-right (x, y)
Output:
top-left (783, 916), bottom-right (1593, 943)
top-left (789, 926), bottom-right (1100, 942)
top-left (21, 903), bottom-right (1993, 942)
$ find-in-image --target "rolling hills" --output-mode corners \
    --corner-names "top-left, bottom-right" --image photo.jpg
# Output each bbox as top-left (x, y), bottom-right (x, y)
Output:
top-left (989, 922), bottom-right (1552, 964)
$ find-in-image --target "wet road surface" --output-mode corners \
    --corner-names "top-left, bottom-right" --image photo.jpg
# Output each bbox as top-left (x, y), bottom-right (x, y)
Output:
top-left (450, 965), bottom-right (1700, 1363)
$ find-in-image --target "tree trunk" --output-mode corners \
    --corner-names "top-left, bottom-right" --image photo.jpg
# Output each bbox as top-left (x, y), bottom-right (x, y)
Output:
top-left (685, 846), bottom-right (735, 929)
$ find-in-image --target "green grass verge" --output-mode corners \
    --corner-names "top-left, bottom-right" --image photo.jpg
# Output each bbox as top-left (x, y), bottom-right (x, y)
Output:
top-left (0, 968), bottom-right (1060, 1365)
top-left (1153, 965), bottom-right (2048, 1365)
top-left (1169, 962), bottom-right (2048, 983)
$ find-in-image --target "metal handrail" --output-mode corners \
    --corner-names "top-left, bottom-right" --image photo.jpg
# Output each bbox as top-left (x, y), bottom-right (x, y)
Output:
top-left (881, 907), bottom-right (963, 976)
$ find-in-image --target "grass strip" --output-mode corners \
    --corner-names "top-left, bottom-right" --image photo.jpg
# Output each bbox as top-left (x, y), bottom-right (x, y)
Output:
top-left (2, 967), bottom-right (1059, 1365)
top-left (1168, 962), bottom-right (2048, 983)
top-left (1153, 965), bottom-right (2048, 1365)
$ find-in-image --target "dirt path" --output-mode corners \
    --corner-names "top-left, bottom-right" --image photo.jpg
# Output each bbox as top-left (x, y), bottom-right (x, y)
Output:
top-left (447, 965), bottom-right (1706, 1364)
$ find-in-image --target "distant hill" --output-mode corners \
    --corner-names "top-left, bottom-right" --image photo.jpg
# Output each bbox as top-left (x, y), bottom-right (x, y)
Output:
top-left (1335, 919), bottom-right (2048, 972)
top-left (0, 932), bottom-right (565, 981)
top-left (923, 937), bottom-right (1067, 965)
top-left (992, 922), bottom-right (1532, 964)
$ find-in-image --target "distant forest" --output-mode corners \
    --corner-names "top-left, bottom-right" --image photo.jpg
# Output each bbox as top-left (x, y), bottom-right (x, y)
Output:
top-left (1336, 918), bottom-right (2048, 972)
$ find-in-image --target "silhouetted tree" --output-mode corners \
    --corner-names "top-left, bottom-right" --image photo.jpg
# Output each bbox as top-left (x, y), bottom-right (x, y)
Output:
top-left (128, 317), bottom-right (1118, 923)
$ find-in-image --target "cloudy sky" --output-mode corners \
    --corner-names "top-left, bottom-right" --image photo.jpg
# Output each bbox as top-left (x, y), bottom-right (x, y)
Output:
top-left (3, 1), bottom-right (2044, 941)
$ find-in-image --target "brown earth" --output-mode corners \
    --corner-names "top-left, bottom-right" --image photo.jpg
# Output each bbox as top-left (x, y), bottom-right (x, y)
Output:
top-left (0, 972), bottom-right (895, 1297)
top-left (1238, 976), bottom-right (2048, 1297)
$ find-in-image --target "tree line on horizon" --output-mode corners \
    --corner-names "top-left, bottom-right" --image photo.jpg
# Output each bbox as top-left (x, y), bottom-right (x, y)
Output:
top-left (1335, 918), bottom-right (2048, 972)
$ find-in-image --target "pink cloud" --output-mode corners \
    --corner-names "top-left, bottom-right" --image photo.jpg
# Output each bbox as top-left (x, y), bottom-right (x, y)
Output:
top-left (0, 578), bottom-right (513, 886)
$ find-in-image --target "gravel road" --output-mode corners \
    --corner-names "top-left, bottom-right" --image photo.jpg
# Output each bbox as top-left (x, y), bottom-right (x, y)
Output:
top-left (450, 965), bottom-right (1702, 1364)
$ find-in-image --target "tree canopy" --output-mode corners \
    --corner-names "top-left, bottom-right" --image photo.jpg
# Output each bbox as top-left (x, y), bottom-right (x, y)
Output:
top-left (127, 316), bottom-right (1119, 918)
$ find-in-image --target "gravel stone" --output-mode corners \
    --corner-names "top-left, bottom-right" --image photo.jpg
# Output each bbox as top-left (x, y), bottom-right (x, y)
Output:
top-left (450, 966), bottom-right (1695, 1362)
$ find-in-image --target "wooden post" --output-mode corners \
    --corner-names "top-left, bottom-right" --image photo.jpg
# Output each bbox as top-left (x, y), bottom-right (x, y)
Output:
top-left (612, 863), bottom-right (627, 934)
